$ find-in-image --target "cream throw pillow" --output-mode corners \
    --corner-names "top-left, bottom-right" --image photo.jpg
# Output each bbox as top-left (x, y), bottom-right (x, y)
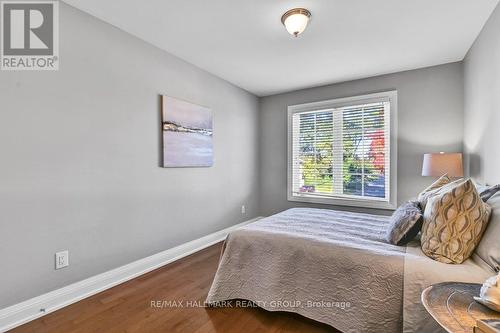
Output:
top-left (417, 174), bottom-right (451, 210)
top-left (421, 179), bottom-right (491, 264)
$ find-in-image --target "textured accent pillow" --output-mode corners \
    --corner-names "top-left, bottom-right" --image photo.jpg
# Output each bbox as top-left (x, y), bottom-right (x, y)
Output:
top-left (386, 201), bottom-right (423, 245)
top-left (421, 179), bottom-right (492, 264)
top-left (417, 174), bottom-right (451, 209)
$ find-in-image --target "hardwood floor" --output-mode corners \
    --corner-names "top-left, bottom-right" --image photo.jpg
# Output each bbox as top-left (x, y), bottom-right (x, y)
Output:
top-left (11, 242), bottom-right (339, 333)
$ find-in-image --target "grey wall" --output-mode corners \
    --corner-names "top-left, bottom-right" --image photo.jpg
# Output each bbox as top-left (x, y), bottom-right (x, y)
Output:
top-left (0, 1), bottom-right (476, 311)
top-left (0, 3), bottom-right (259, 308)
top-left (259, 63), bottom-right (464, 216)
top-left (464, 3), bottom-right (500, 184)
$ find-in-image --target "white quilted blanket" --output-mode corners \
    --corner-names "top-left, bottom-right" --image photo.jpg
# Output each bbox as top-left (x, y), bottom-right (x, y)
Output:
top-left (206, 208), bottom-right (406, 333)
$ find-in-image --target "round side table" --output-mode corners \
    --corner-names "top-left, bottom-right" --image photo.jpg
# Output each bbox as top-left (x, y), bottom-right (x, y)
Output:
top-left (422, 282), bottom-right (500, 333)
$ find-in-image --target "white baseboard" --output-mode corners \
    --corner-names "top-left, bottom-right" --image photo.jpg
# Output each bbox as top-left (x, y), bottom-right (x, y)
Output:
top-left (0, 216), bottom-right (262, 332)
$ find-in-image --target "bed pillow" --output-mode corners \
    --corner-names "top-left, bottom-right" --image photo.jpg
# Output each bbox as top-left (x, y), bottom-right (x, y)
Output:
top-left (480, 184), bottom-right (500, 202)
top-left (421, 179), bottom-right (492, 264)
top-left (474, 191), bottom-right (500, 271)
top-left (417, 174), bottom-right (451, 209)
top-left (386, 201), bottom-right (423, 245)
top-left (473, 179), bottom-right (489, 196)
top-left (472, 180), bottom-right (500, 202)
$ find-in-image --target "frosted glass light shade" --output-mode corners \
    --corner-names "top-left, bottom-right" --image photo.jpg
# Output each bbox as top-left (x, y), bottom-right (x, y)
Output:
top-left (422, 152), bottom-right (463, 177)
top-left (281, 8), bottom-right (311, 37)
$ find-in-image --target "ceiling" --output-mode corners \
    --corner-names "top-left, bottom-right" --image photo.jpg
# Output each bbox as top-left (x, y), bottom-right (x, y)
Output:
top-left (63, 0), bottom-right (499, 96)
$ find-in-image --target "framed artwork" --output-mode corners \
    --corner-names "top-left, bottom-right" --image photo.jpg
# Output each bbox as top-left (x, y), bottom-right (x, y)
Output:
top-left (161, 95), bottom-right (213, 167)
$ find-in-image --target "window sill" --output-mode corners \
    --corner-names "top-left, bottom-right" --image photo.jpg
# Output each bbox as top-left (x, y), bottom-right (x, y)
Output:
top-left (288, 193), bottom-right (397, 210)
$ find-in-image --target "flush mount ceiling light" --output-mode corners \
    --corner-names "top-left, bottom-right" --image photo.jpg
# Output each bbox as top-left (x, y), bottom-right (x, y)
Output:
top-left (281, 8), bottom-right (311, 37)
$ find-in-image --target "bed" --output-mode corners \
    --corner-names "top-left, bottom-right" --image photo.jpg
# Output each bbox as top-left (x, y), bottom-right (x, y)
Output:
top-left (206, 208), bottom-right (494, 333)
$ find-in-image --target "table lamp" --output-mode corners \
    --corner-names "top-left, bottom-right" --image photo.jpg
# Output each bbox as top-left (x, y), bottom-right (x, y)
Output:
top-left (422, 152), bottom-right (463, 178)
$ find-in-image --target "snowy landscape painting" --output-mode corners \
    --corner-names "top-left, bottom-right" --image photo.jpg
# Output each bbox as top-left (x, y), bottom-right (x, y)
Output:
top-left (161, 95), bottom-right (213, 167)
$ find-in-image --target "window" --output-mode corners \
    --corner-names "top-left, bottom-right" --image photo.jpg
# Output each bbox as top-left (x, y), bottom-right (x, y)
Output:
top-left (287, 91), bottom-right (397, 209)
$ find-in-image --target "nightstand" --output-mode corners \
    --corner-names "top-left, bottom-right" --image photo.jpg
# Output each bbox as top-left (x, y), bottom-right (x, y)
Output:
top-left (422, 282), bottom-right (500, 333)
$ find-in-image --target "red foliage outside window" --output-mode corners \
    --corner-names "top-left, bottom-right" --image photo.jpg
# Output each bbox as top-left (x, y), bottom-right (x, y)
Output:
top-left (368, 130), bottom-right (385, 174)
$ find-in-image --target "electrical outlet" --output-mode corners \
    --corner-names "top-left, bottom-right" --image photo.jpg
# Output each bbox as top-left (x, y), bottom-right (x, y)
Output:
top-left (55, 250), bottom-right (69, 270)
top-left (241, 205), bottom-right (246, 214)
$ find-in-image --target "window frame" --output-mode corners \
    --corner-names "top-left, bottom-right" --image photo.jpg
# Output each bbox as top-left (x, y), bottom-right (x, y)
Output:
top-left (287, 91), bottom-right (398, 210)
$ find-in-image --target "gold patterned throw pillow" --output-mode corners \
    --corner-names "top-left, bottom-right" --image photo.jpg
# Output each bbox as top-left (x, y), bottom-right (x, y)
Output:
top-left (417, 174), bottom-right (452, 210)
top-left (420, 179), bottom-right (492, 264)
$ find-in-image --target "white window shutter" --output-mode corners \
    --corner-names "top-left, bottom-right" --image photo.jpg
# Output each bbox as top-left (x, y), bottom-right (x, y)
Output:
top-left (290, 98), bottom-right (392, 205)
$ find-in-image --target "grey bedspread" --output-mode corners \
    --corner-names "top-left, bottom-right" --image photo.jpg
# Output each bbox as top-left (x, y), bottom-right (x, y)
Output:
top-left (206, 208), bottom-right (406, 333)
